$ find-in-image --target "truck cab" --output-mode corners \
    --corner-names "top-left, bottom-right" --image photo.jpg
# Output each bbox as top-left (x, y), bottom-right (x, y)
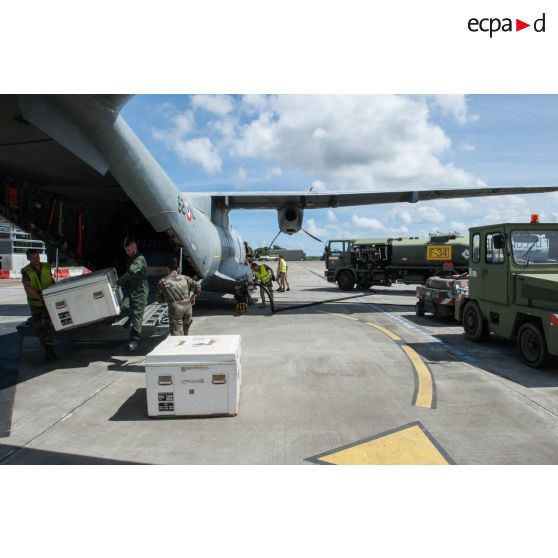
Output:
top-left (324, 239), bottom-right (356, 288)
top-left (457, 221), bottom-right (558, 367)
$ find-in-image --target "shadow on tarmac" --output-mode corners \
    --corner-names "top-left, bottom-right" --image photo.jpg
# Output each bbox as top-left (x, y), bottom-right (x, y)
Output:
top-left (109, 388), bottom-right (229, 422)
top-left (0, 333), bottom-right (22, 439)
top-left (409, 334), bottom-right (558, 388)
top-left (0, 443), bottom-right (142, 465)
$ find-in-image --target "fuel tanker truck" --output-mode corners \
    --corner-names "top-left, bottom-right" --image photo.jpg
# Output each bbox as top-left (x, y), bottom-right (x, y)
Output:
top-left (325, 232), bottom-right (469, 290)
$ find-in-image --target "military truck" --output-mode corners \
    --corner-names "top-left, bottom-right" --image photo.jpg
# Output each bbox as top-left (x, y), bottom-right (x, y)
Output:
top-left (325, 233), bottom-right (469, 290)
top-left (455, 220), bottom-right (558, 368)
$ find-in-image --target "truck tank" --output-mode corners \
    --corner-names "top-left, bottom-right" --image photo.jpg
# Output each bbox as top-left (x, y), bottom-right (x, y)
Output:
top-left (390, 234), bottom-right (469, 269)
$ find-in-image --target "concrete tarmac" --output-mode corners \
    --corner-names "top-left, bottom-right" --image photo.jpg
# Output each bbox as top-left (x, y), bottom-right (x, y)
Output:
top-left (1, 262), bottom-right (558, 464)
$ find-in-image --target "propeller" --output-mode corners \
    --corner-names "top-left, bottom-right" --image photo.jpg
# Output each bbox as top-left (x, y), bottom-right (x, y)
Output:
top-left (301, 228), bottom-right (322, 243)
top-left (267, 230), bottom-right (282, 251)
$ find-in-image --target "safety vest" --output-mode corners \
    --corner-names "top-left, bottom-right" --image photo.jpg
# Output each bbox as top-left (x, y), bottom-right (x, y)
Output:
top-left (22, 263), bottom-right (54, 307)
top-left (254, 264), bottom-right (272, 284)
top-left (278, 259), bottom-right (287, 273)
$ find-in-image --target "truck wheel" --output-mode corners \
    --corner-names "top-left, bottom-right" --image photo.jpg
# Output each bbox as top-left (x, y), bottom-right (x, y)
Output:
top-left (517, 322), bottom-right (550, 369)
top-left (415, 301), bottom-right (425, 317)
top-left (337, 271), bottom-right (355, 291)
top-left (463, 302), bottom-right (490, 342)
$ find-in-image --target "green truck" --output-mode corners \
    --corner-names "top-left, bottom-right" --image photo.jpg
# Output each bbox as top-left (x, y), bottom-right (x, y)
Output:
top-left (325, 233), bottom-right (469, 290)
top-left (454, 221), bottom-right (558, 368)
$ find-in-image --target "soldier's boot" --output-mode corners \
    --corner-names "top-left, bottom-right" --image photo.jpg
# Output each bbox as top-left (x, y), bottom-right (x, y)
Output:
top-left (44, 344), bottom-right (57, 362)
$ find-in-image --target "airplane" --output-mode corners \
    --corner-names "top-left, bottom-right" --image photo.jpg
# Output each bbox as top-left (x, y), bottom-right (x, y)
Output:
top-left (1, 94), bottom-right (558, 296)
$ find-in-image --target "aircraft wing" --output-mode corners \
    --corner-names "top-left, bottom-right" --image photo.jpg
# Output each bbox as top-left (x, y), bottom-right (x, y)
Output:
top-left (212, 186), bottom-right (558, 209)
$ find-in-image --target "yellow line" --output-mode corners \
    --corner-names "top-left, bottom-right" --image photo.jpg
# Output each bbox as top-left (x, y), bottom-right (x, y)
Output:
top-left (401, 345), bottom-right (433, 408)
top-left (326, 312), bottom-right (433, 409)
top-left (365, 322), bottom-right (401, 341)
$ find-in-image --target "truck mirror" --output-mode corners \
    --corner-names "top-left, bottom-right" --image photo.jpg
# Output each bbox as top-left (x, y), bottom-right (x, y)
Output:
top-left (493, 234), bottom-right (505, 250)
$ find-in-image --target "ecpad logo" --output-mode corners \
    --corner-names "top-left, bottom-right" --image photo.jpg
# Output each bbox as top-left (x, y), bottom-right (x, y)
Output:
top-left (468, 13), bottom-right (546, 37)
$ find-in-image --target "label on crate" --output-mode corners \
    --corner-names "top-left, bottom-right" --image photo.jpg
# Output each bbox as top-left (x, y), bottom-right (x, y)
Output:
top-left (58, 310), bottom-right (73, 327)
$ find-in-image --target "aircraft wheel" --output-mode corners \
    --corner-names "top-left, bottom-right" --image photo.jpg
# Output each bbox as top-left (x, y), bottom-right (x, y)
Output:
top-left (463, 302), bottom-right (490, 342)
top-left (517, 322), bottom-right (550, 369)
top-left (337, 271), bottom-right (355, 291)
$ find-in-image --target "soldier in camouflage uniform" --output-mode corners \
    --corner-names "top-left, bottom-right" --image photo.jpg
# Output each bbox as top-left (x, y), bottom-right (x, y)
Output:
top-left (115, 238), bottom-right (149, 351)
top-left (156, 258), bottom-right (201, 336)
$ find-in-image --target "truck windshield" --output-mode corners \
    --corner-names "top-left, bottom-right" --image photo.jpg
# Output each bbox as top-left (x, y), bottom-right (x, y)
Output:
top-left (327, 241), bottom-right (345, 255)
top-left (511, 230), bottom-right (558, 265)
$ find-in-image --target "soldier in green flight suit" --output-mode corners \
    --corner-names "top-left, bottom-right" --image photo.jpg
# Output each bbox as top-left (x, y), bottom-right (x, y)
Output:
top-left (115, 238), bottom-right (149, 351)
top-left (156, 258), bottom-right (201, 336)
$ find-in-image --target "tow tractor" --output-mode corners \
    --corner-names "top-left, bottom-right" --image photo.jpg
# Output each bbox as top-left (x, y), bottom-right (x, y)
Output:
top-left (416, 216), bottom-right (558, 368)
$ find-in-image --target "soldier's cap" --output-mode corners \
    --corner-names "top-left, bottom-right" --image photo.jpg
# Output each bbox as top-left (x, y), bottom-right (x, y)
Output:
top-left (167, 258), bottom-right (179, 269)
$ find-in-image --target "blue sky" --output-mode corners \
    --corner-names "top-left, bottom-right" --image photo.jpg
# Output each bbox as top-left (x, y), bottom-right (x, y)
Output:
top-left (121, 95), bottom-right (558, 255)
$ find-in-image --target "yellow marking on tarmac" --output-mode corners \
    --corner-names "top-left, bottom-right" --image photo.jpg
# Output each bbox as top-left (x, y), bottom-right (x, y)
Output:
top-left (325, 311), bottom-right (434, 409)
top-left (312, 423), bottom-right (451, 465)
top-left (365, 321), bottom-right (401, 341)
top-left (401, 345), bottom-right (433, 408)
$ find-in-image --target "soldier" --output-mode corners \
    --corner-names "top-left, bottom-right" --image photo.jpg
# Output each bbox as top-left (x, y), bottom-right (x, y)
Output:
top-left (276, 254), bottom-right (288, 292)
top-left (156, 258), bottom-right (201, 336)
top-left (115, 238), bottom-right (149, 351)
top-left (21, 248), bottom-right (56, 361)
top-left (251, 261), bottom-right (275, 308)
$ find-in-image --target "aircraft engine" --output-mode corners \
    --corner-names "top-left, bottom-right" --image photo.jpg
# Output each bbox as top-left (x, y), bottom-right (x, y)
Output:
top-left (277, 205), bottom-right (304, 234)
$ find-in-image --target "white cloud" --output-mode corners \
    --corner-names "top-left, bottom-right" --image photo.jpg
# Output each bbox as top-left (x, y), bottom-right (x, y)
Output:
top-left (387, 205), bottom-right (445, 224)
top-left (450, 221), bottom-right (469, 233)
top-left (175, 137), bottom-right (222, 174)
top-left (152, 110), bottom-right (194, 145)
top-left (192, 94), bottom-right (234, 116)
top-left (309, 180), bottom-right (327, 192)
top-left (265, 166), bottom-right (283, 180)
top-left (460, 142), bottom-right (476, 151)
top-left (234, 167), bottom-right (247, 187)
top-left (227, 95), bottom-right (482, 190)
top-left (431, 198), bottom-right (474, 213)
top-left (351, 215), bottom-right (384, 231)
top-left (241, 95), bottom-right (270, 113)
top-left (327, 210), bottom-right (337, 223)
top-left (430, 95), bottom-right (472, 125)
top-left (306, 218), bottom-right (328, 238)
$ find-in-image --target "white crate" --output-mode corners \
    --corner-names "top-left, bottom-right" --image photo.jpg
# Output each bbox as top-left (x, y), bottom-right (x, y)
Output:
top-left (42, 268), bottom-right (122, 331)
top-left (145, 335), bottom-right (241, 417)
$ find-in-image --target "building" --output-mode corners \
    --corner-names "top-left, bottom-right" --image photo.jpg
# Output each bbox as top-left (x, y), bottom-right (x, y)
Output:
top-left (267, 249), bottom-right (306, 261)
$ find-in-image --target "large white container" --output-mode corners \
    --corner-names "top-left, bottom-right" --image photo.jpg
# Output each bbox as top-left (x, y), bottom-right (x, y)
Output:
top-left (42, 268), bottom-right (122, 331)
top-left (145, 335), bottom-right (241, 417)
